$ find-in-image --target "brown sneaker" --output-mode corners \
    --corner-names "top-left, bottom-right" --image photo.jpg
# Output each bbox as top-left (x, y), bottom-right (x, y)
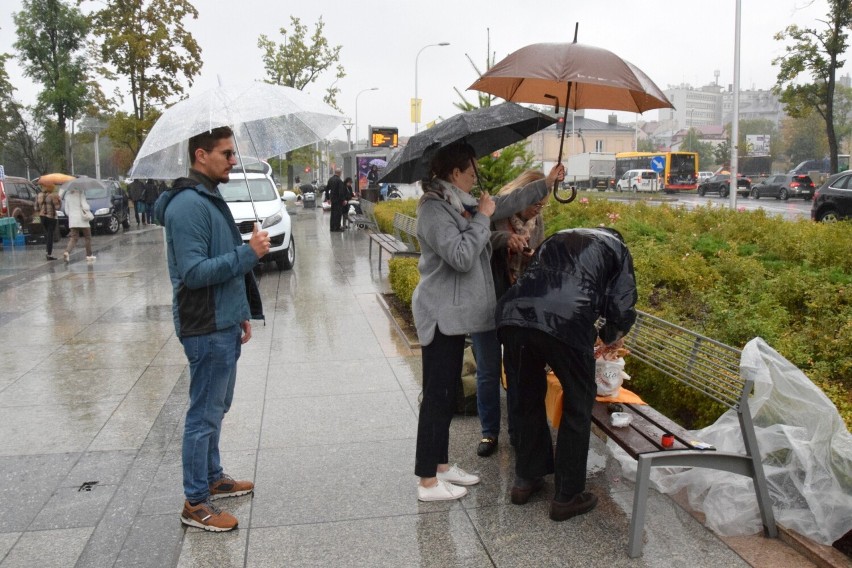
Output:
top-left (209, 474), bottom-right (254, 500)
top-left (180, 500), bottom-right (238, 532)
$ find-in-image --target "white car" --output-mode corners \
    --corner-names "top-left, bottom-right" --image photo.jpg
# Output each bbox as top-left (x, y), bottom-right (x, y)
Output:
top-left (616, 169), bottom-right (659, 192)
top-left (222, 162), bottom-right (296, 271)
top-left (697, 171), bottom-right (714, 183)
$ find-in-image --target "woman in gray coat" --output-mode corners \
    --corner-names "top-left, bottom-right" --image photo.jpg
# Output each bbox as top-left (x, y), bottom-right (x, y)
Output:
top-left (413, 142), bottom-right (564, 501)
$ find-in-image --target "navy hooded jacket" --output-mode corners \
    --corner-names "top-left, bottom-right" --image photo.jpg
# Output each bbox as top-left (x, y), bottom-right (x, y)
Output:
top-left (153, 173), bottom-right (264, 338)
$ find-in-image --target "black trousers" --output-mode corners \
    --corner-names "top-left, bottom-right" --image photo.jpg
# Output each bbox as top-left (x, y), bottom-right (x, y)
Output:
top-left (500, 326), bottom-right (596, 498)
top-left (415, 326), bottom-right (466, 478)
top-left (330, 201), bottom-right (343, 231)
top-left (41, 217), bottom-right (57, 256)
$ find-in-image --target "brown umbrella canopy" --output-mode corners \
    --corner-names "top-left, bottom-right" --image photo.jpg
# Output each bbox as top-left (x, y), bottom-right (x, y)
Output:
top-left (468, 42), bottom-right (673, 114)
top-left (469, 38), bottom-right (673, 203)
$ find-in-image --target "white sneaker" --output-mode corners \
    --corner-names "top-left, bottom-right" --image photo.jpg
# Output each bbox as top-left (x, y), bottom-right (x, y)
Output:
top-left (436, 464), bottom-right (480, 486)
top-left (417, 480), bottom-right (468, 502)
top-left (86, 255), bottom-right (96, 262)
top-left (63, 251), bottom-right (69, 262)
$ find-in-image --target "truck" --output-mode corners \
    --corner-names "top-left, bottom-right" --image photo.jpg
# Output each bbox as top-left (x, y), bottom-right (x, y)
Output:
top-left (563, 152), bottom-right (616, 191)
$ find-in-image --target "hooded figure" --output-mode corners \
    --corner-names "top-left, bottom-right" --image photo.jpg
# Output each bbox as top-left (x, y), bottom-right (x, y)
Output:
top-left (496, 227), bottom-right (637, 522)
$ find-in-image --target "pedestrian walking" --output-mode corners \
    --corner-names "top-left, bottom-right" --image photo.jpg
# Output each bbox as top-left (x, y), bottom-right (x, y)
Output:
top-left (60, 184), bottom-right (95, 262)
top-left (412, 142), bottom-right (564, 502)
top-left (496, 227), bottom-right (637, 521)
top-left (153, 126), bottom-right (270, 533)
top-left (36, 182), bottom-right (62, 260)
top-left (128, 178), bottom-right (146, 226)
top-left (143, 179), bottom-right (158, 224)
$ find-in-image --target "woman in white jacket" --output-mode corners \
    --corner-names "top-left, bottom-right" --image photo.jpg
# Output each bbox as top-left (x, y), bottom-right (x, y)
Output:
top-left (61, 186), bottom-right (95, 262)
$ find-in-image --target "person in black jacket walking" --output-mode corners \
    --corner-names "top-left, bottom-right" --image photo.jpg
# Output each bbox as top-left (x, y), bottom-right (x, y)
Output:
top-left (496, 227), bottom-right (637, 522)
top-left (143, 179), bottom-right (159, 225)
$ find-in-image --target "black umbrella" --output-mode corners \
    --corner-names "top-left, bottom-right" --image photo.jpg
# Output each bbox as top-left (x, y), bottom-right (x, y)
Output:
top-left (378, 102), bottom-right (556, 184)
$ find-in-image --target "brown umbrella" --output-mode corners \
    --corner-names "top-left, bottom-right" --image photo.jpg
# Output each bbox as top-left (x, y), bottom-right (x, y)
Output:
top-left (469, 28), bottom-right (673, 202)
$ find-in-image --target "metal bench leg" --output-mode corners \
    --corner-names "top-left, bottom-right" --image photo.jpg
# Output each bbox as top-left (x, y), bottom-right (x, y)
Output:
top-left (369, 239), bottom-right (373, 259)
top-left (741, 412), bottom-right (778, 537)
top-left (628, 456), bottom-right (652, 558)
top-left (378, 246), bottom-right (383, 270)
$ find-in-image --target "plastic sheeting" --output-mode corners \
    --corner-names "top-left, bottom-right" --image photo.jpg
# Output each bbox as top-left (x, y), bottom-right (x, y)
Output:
top-left (609, 337), bottom-right (852, 545)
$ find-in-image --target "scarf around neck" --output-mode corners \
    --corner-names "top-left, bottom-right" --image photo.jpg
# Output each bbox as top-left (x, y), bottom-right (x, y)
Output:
top-left (435, 178), bottom-right (479, 216)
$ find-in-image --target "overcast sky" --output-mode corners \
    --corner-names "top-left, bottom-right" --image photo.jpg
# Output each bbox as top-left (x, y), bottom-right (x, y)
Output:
top-left (1, 0), bottom-right (846, 144)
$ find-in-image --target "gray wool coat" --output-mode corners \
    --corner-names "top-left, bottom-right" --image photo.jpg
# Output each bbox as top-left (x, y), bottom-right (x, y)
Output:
top-left (412, 178), bottom-right (550, 346)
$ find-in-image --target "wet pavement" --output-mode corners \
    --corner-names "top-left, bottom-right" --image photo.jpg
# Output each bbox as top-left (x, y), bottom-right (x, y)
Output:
top-left (0, 208), bottom-right (823, 567)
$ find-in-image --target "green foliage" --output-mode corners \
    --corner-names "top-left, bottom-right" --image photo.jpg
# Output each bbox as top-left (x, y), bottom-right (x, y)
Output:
top-left (475, 142), bottom-right (538, 195)
top-left (773, 0), bottom-right (852, 174)
top-left (637, 138), bottom-right (655, 152)
top-left (257, 16), bottom-right (345, 109)
top-left (374, 199), bottom-right (418, 233)
top-left (388, 195), bottom-right (852, 430)
top-left (388, 257), bottom-right (420, 308)
top-left (780, 113), bottom-right (830, 167)
top-left (87, 0), bottom-right (202, 152)
top-left (13, 0), bottom-right (90, 170)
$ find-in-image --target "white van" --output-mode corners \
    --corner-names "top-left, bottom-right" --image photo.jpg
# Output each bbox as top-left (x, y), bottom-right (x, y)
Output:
top-left (616, 169), bottom-right (659, 192)
top-left (222, 160), bottom-right (297, 271)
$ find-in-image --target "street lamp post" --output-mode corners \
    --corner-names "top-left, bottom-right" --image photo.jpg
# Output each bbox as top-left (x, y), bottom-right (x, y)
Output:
top-left (355, 88), bottom-right (378, 150)
top-left (414, 42), bottom-right (450, 134)
top-left (342, 120), bottom-right (354, 151)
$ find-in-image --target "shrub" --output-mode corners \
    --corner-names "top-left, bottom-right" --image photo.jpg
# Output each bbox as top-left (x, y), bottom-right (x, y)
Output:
top-left (388, 256), bottom-right (419, 308)
top-left (374, 199), bottom-right (418, 234)
top-left (386, 194), bottom-right (852, 430)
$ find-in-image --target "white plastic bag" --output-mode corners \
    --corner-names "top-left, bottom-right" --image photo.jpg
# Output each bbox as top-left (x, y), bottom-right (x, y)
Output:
top-left (595, 357), bottom-right (629, 397)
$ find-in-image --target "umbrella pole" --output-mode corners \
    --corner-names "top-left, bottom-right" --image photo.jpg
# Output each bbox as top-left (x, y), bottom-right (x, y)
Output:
top-left (553, 83), bottom-right (576, 204)
top-left (231, 136), bottom-right (261, 224)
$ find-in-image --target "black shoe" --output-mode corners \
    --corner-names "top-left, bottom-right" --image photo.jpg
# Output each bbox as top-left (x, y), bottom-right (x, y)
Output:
top-left (476, 436), bottom-right (498, 457)
top-left (46, 255), bottom-right (57, 260)
top-left (510, 476), bottom-right (545, 505)
top-left (549, 492), bottom-right (598, 521)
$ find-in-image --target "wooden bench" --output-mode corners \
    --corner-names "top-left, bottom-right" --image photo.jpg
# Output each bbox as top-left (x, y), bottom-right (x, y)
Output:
top-left (368, 212), bottom-right (420, 269)
top-left (351, 198), bottom-right (378, 231)
top-left (590, 310), bottom-right (777, 558)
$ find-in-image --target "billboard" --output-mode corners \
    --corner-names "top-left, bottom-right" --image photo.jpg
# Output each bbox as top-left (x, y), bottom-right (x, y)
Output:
top-left (356, 156), bottom-right (388, 191)
top-left (746, 134), bottom-right (770, 156)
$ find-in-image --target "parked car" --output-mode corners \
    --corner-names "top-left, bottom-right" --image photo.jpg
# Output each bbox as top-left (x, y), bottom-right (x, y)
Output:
top-left (749, 174), bottom-right (815, 200)
top-left (697, 173), bottom-right (751, 198)
top-left (615, 169), bottom-right (659, 192)
top-left (223, 162), bottom-right (297, 271)
top-left (811, 171), bottom-right (852, 222)
top-left (697, 171), bottom-right (714, 183)
top-left (57, 177), bottom-right (130, 236)
top-left (0, 175), bottom-right (38, 230)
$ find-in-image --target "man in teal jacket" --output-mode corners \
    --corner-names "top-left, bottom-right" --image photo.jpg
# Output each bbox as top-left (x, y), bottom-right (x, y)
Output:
top-left (154, 126), bottom-right (270, 532)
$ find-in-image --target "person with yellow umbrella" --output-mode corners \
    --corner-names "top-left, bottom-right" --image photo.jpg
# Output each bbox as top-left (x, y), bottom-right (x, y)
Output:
top-left (35, 173), bottom-right (73, 260)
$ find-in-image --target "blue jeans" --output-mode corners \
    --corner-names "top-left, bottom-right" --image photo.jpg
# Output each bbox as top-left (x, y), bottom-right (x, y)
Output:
top-left (181, 325), bottom-right (242, 502)
top-left (471, 329), bottom-right (514, 439)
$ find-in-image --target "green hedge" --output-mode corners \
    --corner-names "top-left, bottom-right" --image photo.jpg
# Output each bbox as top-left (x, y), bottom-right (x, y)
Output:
top-left (386, 195), bottom-right (852, 431)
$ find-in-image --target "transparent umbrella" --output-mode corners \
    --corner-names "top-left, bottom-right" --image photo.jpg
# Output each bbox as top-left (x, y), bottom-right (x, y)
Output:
top-left (129, 81), bottom-right (344, 180)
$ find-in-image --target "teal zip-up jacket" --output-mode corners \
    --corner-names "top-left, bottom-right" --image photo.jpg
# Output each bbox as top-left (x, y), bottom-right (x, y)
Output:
top-left (153, 171), bottom-right (264, 338)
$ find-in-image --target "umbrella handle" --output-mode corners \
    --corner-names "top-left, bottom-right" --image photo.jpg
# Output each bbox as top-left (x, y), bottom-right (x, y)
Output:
top-left (552, 181), bottom-right (576, 203)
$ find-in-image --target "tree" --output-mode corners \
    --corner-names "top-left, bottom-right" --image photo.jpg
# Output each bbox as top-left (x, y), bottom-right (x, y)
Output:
top-left (773, 0), bottom-right (852, 174)
top-left (86, 0), bottom-right (202, 152)
top-left (257, 16), bottom-right (345, 188)
top-left (453, 32), bottom-right (537, 193)
top-left (780, 112), bottom-right (829, 165)
top-left (0, 54), bottom-right (18, 142)
top-left (13, 0), bottom-right (90, 170)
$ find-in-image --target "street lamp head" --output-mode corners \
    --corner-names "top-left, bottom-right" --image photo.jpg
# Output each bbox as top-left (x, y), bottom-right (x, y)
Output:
top-left (438, 42), bottom-right (450, 46)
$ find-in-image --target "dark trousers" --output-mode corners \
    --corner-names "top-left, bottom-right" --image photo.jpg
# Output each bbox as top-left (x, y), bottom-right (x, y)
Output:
top-left (330, 201), bottom-right (343, 231)
top-left (41, 217), bottom-right (57, 256)
top-left (415, 326), bottom-right (466, 478)
top-left (501, 326), bottom-right (596, 498)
